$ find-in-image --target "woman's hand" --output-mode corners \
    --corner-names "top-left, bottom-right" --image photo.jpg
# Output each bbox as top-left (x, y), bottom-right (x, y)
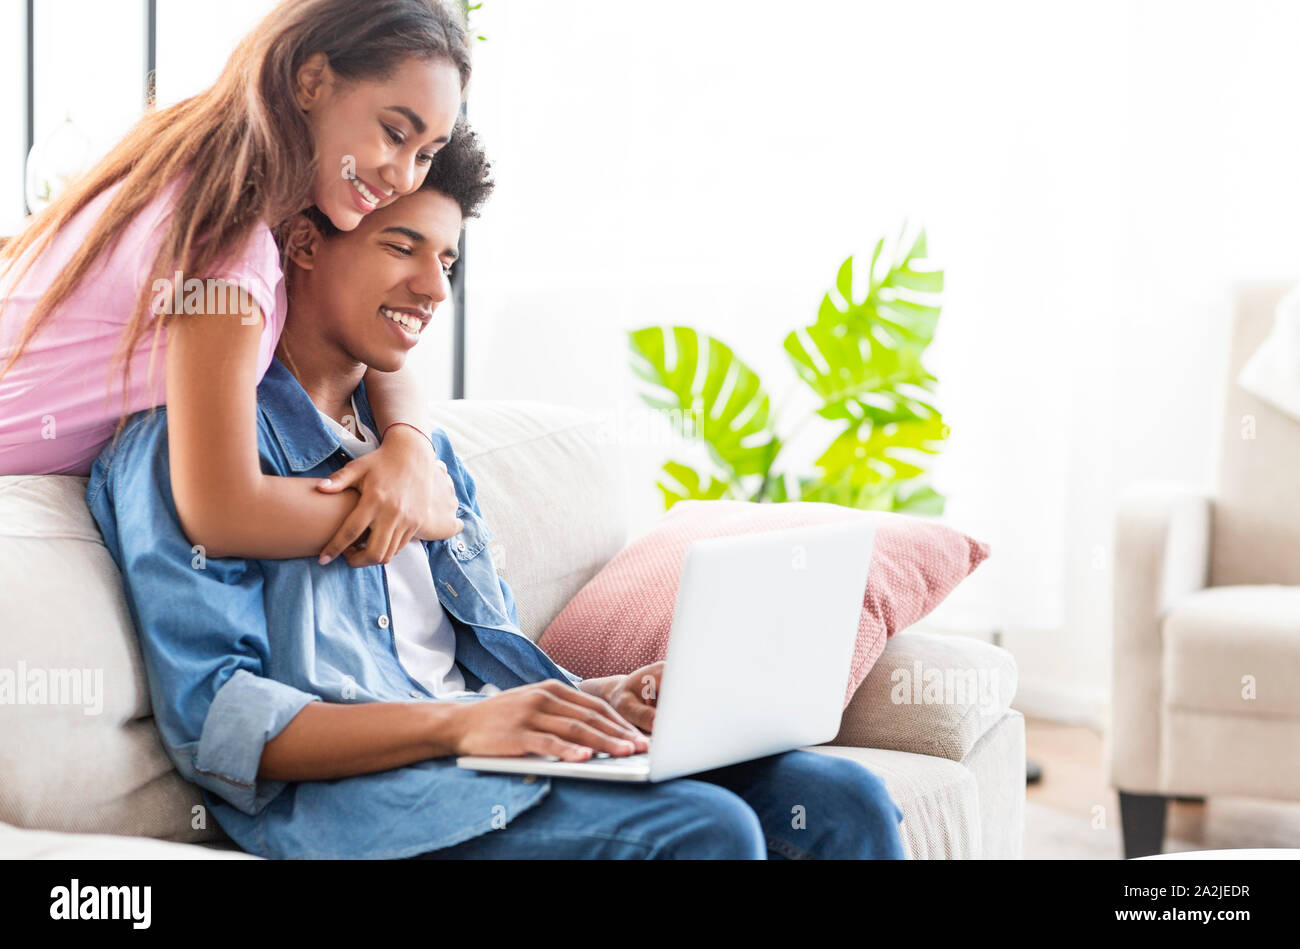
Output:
top-left (315, 424), bottom-right (462, 566)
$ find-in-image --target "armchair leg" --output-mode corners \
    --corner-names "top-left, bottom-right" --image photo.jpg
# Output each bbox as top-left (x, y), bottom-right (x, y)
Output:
top-left (1118, 791), bottom-right (1168, 858)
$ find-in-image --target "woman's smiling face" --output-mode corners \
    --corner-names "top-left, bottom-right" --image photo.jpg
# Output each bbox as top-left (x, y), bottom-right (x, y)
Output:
top-left (298, 53), bottom-right (462, 231)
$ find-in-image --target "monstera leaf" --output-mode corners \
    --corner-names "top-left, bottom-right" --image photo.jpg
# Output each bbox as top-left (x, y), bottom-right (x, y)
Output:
top-left (629, 326), bottom-right (779, 481)
top-left (786, 228), bottom-right (943, 425)
top-left (630, 226), bottom-right (951, 514)
top-left (784, 319), bottom-right (938, 424)
top-left (801, 412), bottom-right (949, 512)
top-left (827, 228), bottom-right (944, 345)
top-left (656, 460), bottom-right (732, 507)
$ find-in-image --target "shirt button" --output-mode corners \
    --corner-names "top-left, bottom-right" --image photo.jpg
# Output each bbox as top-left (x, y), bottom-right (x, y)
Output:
top-left (455, 541), bottom-right (467, 552)
top-left (378, 615), bottom-right (390, 629)
top-left (522, 774), bottom-right (538, 785)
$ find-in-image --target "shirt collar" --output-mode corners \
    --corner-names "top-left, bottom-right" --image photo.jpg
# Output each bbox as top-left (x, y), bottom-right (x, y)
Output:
top-left (256, 358), bottom-right (376, 473)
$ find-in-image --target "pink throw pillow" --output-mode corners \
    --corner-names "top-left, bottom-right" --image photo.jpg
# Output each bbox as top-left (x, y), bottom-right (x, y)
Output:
top-left (538, 500), bottom-right (991, 707)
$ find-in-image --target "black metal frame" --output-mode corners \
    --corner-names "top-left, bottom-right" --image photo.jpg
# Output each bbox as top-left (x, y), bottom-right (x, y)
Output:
top-left (145, 0), bottom-right (157, 105)
top-left (22, 0), bottom-right (33, 216)
top-left (451, 230), bottom-right (466, 399)
top-left (450, 99), bottom-right (469, 399)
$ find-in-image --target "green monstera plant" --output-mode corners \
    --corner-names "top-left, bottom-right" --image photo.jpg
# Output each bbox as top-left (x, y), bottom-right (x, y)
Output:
top-left (629, 227), bottom-right (950, 514)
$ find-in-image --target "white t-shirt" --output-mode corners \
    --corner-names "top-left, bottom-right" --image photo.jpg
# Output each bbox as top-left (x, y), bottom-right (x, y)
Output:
top-left (318, 400), bottom-right (498, 700)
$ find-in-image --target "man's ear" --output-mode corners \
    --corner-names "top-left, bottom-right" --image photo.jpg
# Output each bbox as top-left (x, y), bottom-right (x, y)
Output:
top-left (295, 52), bottom-right (333, 112)
top-left (285, 214), bottom-right (324, 270)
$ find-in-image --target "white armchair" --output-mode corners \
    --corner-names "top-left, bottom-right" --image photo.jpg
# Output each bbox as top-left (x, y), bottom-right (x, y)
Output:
top-left (1108, 283), bottom-right (1300, 857)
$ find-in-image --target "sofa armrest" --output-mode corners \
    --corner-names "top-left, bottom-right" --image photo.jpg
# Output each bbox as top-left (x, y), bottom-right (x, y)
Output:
top-left (1108, 481), bottom-right (1213, 793)
top-left (825, 631), bottom-right (1018, 762)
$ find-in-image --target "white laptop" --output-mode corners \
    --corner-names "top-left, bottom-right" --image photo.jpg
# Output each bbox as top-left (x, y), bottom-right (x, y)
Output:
top-left (456, 518), bottom-right (875, 783)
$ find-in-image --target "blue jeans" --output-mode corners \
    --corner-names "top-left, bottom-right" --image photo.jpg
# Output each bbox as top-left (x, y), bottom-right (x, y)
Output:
top-left (416, 750), bottom-right (906, 859)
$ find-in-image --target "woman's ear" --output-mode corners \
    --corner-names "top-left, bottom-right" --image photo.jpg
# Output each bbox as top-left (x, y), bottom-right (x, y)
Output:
top-left (295, 52), bottom-right (333, 112)
top-left (285, 214), bottom-right (324, 270)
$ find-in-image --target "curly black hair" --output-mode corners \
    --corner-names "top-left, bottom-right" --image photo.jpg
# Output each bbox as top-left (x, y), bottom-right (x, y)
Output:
top-left (299, 116), bottom-right (494, 239)
top-left (421, 116), bottom-right (494, 219)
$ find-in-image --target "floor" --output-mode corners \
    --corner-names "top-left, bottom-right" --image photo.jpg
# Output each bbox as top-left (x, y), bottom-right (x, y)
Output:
top-left (1023, 717), bottom-right (1300, 859)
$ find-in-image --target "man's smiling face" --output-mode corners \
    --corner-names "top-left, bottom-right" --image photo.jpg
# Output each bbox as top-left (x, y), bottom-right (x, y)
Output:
top-left (293, 189), bottom-right (462, 374)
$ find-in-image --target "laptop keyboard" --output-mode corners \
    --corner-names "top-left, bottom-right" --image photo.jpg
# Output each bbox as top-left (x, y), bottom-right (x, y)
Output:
top-left (572, 751), bottom-right (650, 769)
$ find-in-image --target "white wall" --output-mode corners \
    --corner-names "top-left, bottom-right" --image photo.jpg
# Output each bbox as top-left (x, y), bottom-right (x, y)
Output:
top-left (154, 0), bottom-right (273, 106)
top-left (463, 0), bottom-right (1300, 725)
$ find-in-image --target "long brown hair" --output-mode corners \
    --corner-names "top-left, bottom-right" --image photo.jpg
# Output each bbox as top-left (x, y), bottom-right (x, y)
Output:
top-left (0, 0), bottom-right (470, 408)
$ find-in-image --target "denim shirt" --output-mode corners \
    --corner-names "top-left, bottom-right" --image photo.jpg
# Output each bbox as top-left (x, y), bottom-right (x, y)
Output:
top-left (86, 358), bottom-right (584, 859)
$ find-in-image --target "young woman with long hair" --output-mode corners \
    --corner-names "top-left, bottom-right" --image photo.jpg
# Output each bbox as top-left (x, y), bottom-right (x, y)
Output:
top-left (0, 0), bottom-right (471, 565)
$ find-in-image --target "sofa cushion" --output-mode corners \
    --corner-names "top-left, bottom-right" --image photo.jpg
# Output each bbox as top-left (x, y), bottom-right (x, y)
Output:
top-left (826, 631), bottom-right (1017, 760)
top-left (537, 499), bottom-right (991, 705)
top-left (430, 400), bottom-right (628, 641)
top-left (0, 475), bottom-right (219, 843)
top-left (1163, 584), bottom-right (1300, 719)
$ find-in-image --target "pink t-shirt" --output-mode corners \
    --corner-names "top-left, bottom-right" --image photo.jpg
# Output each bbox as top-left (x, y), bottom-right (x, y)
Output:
top-left (0, 175), bottom-right (286, 476)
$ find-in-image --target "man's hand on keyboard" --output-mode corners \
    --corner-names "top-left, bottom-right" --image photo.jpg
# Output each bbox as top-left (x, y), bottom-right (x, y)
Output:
top-left (450, 679), bottom-right (649, 761)
top-left (599, 661), bottom-right (663, 735)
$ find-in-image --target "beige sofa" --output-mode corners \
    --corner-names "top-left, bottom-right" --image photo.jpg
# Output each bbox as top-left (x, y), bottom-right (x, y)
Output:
top-left (1109, 283), bottom-right (1300, 857)
top-left (0, 400), bottom-right (1025, 858)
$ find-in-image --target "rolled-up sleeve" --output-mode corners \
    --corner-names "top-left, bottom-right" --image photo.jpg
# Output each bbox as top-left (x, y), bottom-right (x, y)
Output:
top-left (194, 669), bottom-right (317, 814)
top-left (87, 414), bottom-right (319, 816)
